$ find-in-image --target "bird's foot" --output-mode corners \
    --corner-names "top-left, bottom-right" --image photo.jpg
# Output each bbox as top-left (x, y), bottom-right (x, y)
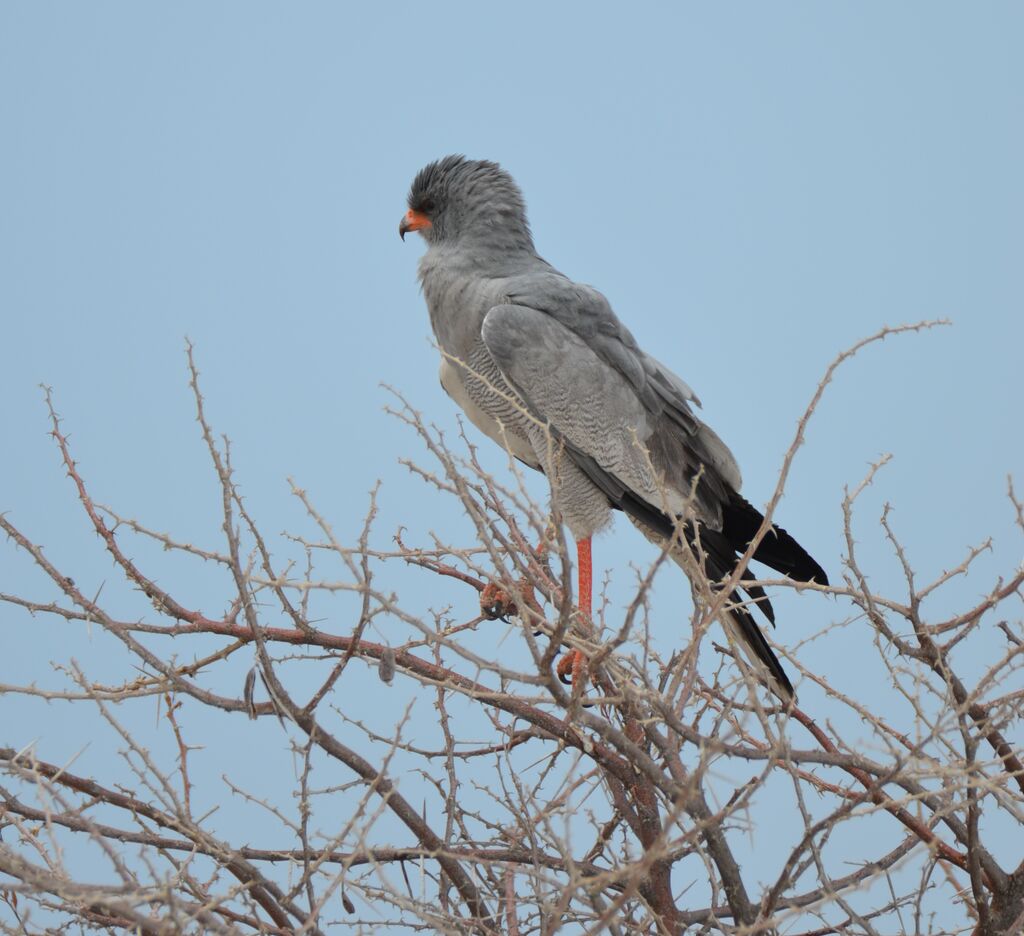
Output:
top-left (556, 648), bottom-right (588, 689)
top-left (480, 579), bottom-right (542, 622)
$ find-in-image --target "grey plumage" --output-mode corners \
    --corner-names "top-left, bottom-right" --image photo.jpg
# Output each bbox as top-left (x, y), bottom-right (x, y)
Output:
top-left (400, 155), bottom-right (828, 700)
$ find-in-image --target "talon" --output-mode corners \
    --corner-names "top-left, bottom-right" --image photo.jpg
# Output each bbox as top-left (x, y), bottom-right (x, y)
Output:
top-left (480, 582), bottom-right (509, 620)
top-left (556, 649), bottom-right (587, 688)
top-left (556, 652), bottom-right (573, 685)
top-left (480, 578), bottom-right (543, 622)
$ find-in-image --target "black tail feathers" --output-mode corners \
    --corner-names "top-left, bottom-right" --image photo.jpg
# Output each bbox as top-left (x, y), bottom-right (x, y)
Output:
top-left (722, 493), bottom-right (829, 587)
top-left (682, 496), bottom-right (827, 701)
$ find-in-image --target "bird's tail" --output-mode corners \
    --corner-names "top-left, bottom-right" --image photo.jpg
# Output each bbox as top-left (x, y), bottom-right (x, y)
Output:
top-left (697, 494), bottom-right (828, 701)
top-left (632, 495), bottom-right (832, 701)
top-left (680, 522), bottom-right (798, 702)
top-left (719, 602), bottom-right (795, 702)
top-left (722, 493), bottom-right (829, 587)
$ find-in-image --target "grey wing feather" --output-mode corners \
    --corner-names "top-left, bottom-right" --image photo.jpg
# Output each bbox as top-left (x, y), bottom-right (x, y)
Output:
top-left (481, 303), bottom-right (732, 527)
top-left (644, 353), bottom-right (701, 408)
top-left (506, 275), bottom-right (741, 488)
top-left (494, 276), bottom-right (743, 514)
top-left (640, 352), bottom-right (742, 493)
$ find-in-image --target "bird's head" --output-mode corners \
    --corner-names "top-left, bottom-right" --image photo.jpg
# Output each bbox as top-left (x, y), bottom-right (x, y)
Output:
top-left (399, 155), bottom-right (533, 251)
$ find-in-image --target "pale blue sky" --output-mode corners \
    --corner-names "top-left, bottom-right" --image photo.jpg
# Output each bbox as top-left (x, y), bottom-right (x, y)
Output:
top-left (1, 3), bottom-right (1021, 929)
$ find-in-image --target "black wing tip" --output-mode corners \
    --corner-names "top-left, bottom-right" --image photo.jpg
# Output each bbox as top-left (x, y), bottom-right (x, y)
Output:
top-left (783, 540), bottom-right (830, 587)
top-left (805, 561), bottom-right (830, 588)
top-left (724, 493), bottom-right (830, 587)
top-left (782, 546), bottom-right (830, 588)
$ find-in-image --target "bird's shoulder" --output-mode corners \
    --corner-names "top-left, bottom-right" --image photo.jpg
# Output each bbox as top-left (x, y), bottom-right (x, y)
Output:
top-left (499, 267), bottom-right (702, 419)
top-left (504, 268), bottom-right (629, 339)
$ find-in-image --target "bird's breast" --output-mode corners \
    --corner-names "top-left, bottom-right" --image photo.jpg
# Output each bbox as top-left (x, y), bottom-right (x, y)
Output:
top-left (419, 265), bottom-right (508, 361)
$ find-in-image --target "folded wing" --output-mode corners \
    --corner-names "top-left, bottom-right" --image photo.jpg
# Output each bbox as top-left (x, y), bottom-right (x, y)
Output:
top-left (481, 301), bottom-right (827, 700)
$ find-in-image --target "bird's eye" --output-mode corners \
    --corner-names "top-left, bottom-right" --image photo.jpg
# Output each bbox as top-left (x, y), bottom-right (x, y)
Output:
top-left (419, 197), bottom-right (435, 214)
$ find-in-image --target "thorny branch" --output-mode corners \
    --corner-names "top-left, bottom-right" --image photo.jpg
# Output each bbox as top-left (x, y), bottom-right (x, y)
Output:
top-left (0, 329), bottom-right (1021, 935)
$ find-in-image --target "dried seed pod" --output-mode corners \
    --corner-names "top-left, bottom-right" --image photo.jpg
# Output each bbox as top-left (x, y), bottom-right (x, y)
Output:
top-left (378, 647), bottom-right (395, 685)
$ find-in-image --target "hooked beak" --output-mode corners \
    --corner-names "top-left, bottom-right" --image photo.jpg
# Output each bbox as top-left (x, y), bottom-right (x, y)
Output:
top-left (399, 209), bottom-right (431, 241)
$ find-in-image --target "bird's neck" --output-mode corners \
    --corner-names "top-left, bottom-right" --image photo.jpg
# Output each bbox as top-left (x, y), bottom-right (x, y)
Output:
top-left (419, 233), bottom-right (537, 284)
top-left (456, 222), bottom-right (536, 259)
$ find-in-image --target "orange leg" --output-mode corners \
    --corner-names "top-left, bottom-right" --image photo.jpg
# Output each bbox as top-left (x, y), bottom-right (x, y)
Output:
top-left (556, 536), bottom-right (592, 687)
top-left (576, 536), bottom-right (592, 616)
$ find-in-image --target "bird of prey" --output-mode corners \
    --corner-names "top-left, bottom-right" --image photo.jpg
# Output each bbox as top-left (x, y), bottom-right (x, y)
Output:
top-left (399, 155), bottom-right (827, 701)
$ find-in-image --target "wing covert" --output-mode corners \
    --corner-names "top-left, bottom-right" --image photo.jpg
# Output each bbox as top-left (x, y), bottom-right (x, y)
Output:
top-left (481, 303), bottom-right (729, 526)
